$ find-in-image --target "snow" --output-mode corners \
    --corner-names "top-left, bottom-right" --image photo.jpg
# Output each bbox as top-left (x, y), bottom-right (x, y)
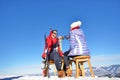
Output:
top-left (1, 64), bottom-right (120, 80)
top-left (0, 75), bottom-right (120, 80)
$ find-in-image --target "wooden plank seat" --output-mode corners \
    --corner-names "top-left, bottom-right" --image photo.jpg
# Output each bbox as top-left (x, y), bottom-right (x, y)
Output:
top-left (42, 59), bottom-right (65, 76)
top-left (71, 55), bottom-right (95, 78)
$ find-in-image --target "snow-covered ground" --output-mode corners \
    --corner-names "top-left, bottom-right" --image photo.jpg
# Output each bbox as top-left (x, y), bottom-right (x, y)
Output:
top-left (1, 64), bottom-right (120, 80)
top-left (0, 75), bottom-right (120, 80)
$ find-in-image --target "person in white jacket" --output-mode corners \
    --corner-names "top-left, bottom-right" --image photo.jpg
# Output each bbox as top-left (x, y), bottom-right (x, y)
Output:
top-left (63, 20), bottom-right (90, 76)
top-left (68, 21), bottom-right (90, 56)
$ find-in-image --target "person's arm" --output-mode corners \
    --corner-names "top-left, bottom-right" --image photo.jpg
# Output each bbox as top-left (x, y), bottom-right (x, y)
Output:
top-left (42, 36), bottom-right (53, 59)
top-left (46, 36), bottom-right (53, 48)
top-left (69, 31), bottom-right (75, 49)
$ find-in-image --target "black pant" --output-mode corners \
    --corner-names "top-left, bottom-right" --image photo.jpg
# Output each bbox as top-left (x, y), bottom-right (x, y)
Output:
top-left (49, 50), bottom-right (62, 71)
top-left (63, 50), bottom-right (70, 71)
top-left (63, 50), bottom-right (82, 71)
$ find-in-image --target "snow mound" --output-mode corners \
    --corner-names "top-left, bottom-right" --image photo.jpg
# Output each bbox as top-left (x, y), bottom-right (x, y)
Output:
top-left (0, 75), bottom-right (120, 80)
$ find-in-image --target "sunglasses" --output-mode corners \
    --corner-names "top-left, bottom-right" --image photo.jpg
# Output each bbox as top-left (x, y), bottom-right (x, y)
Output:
top-left (52, 31), bottom-right (57, 34)
top-left (53, 32), bottom-right (57, 34)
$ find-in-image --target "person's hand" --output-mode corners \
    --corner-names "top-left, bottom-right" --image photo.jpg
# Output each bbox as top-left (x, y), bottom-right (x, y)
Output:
top-left (44, 57), bottom-right (46, 60)
top-left (61, 54), bottom-right (64, 58)
top-left (58, 36), bottom-right (63, 40)
top-left (44, 49), bottom-right (47, 53)
top-left (64, 35), bottom-right (70, 39)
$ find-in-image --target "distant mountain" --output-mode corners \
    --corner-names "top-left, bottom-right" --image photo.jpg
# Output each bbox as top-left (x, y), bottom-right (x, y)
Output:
top-left (48, 64), bottom-right (120, 78)
top-left (85, 64), bottom-right (120, 78)
top-left (41, 64), bottom-right (120, 78)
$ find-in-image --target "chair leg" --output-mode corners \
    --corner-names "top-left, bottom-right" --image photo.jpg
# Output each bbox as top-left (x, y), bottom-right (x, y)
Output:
top-left (53, 64), bottom-right (57, 76)
top-left (87, 59), bottom-right (95, 77)
top-left (76, 60), bottom-right (79, 78)
top-left (80, 62), bottom-right (85, 77)
top-left (61, 61), bottom-right (64, 70)
top-left (69, 61), bottom-right (72, 70)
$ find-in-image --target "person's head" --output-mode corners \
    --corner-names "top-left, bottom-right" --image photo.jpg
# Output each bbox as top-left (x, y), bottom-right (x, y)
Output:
top-left (52, 30), bottom-right (58, 38)
top-left (70, 21), bottom-right (82, 30)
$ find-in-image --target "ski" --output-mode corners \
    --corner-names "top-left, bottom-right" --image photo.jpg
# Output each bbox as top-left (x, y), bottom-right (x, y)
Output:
top-left (44, 33), bottom-right (50, 78)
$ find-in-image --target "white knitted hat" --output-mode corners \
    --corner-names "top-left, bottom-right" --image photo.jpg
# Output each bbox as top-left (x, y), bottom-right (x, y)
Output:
top-left (70, 21), bottom-right (82, 28)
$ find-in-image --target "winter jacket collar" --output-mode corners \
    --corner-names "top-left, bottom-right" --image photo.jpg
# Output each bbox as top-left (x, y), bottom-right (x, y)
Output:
top-left (71, 26), bottom-right (80, 31)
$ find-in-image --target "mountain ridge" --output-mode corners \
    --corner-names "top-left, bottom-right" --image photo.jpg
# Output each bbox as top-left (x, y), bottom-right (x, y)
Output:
top-left (85, 64), bottom-right (120, 78)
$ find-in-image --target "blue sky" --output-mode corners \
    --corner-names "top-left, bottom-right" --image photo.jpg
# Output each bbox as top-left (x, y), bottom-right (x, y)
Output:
top-left (0, 0), bottom-right (120, 75)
